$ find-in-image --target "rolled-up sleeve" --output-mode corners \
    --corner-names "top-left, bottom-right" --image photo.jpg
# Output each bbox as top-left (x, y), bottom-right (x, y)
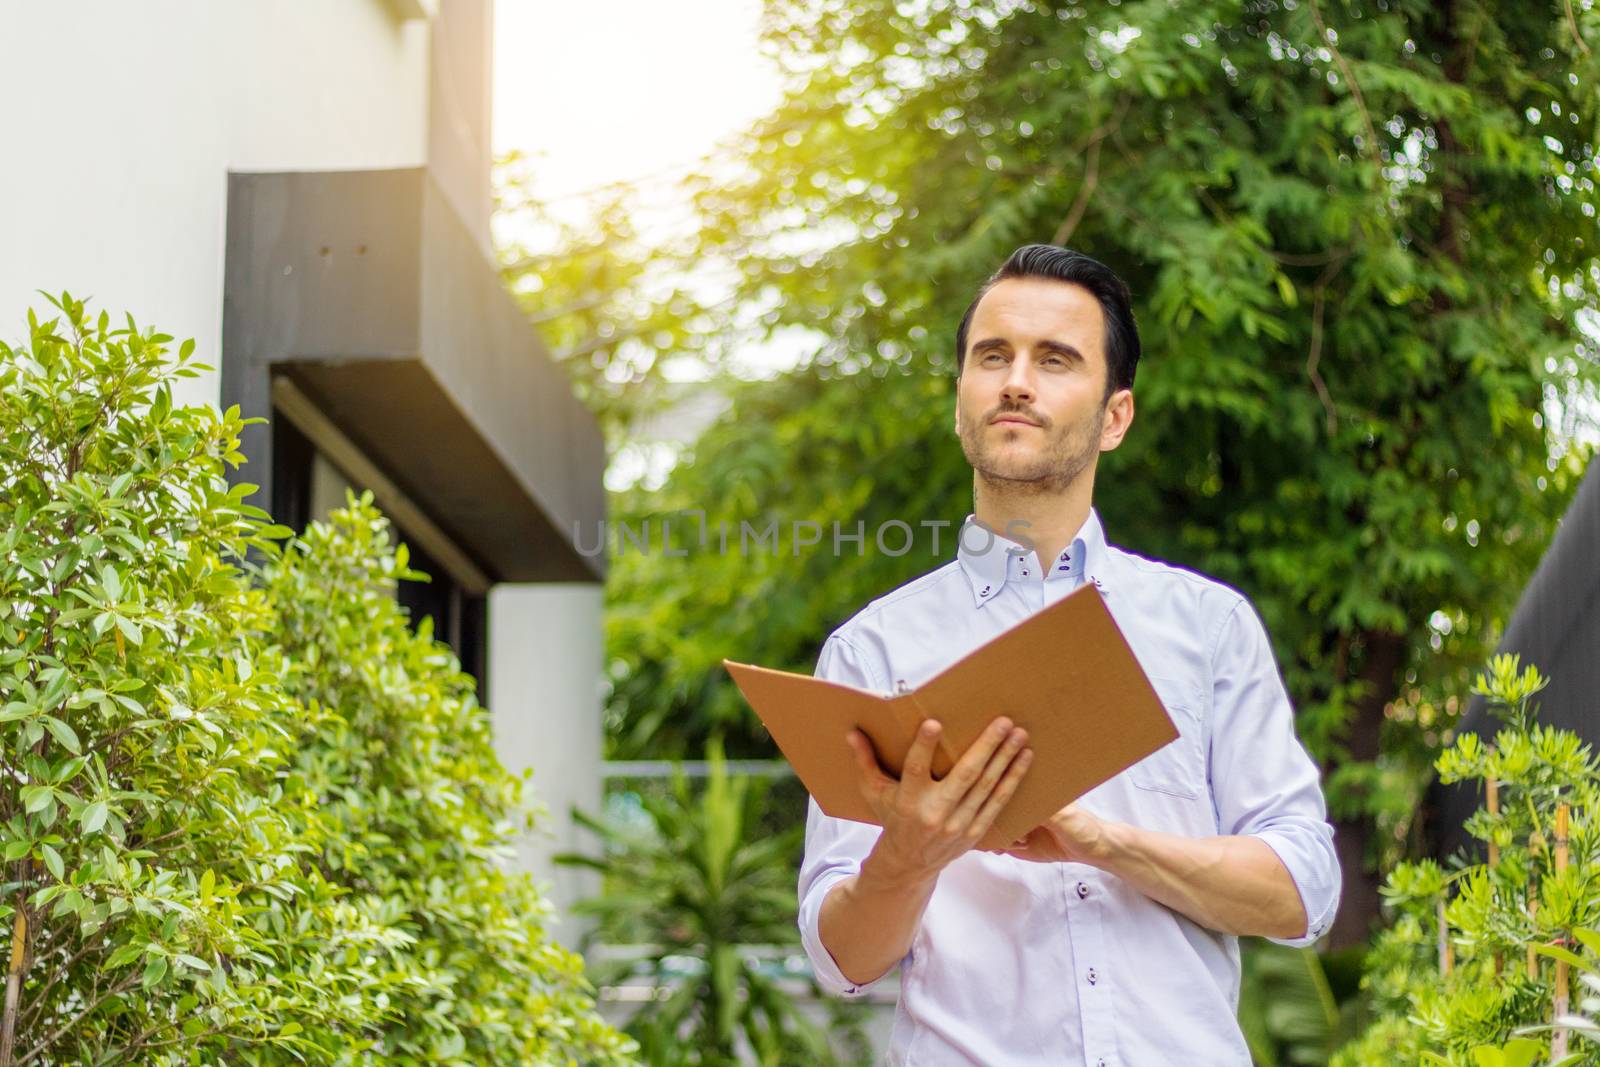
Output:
top-left (1208, 598), bottom-right (1341, 947)
top-left (797, 633), bottom-right (905, 998)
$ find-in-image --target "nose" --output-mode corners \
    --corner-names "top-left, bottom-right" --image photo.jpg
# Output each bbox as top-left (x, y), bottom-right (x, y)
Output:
top-left (1000, 360), bottom-right (1036, 405)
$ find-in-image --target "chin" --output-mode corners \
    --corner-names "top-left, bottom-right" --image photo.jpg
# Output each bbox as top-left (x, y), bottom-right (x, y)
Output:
top-left (979, 460), bottom-right (1049, 484)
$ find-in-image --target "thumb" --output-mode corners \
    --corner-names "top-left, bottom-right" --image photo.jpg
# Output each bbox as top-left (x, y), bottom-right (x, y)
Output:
top-left (846, 730), bottom-right (894, 793)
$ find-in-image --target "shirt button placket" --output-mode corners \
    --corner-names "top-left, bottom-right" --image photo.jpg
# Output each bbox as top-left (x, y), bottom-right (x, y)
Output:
top-left (1069, 875), bottom-right (1114, 1067)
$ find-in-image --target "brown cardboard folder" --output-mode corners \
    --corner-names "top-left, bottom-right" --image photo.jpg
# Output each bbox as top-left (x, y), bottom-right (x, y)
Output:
top-left (723, 583), bottom-right (1179, 851)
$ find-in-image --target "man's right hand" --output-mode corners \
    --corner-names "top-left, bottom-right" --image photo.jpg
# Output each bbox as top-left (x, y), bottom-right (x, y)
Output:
top-left (844, 716), bottom-right (1033, 885)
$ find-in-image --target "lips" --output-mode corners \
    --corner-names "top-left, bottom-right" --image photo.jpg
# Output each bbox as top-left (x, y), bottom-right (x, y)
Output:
top-left (992, 415), bottom-right (1040, 427)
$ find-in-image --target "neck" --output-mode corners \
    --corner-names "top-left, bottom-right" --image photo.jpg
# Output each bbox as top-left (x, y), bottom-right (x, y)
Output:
top-left (971, 468), bottom-right (1095, 569)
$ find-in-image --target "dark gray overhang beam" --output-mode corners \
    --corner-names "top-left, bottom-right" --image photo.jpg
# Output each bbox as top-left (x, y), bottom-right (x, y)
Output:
top-left (222, 167), bottom-right (606, 583)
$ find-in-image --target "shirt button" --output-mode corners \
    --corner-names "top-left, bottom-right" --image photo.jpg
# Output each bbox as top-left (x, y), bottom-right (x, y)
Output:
top-left (1097, 1060), bottom-right (1106, 1067)
top-left (1076, 882), bottom-right (1089, 899)
top-left (1086, 967), bottom-right (1097, 985)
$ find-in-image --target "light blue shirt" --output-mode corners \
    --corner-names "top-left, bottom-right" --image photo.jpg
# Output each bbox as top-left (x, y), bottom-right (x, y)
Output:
top-left (798, 508), bottom-right (1340, 1067)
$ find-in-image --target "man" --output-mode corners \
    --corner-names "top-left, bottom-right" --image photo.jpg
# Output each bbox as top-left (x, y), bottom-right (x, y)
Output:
top-left (797, 245), bottom-right (1341, 1065)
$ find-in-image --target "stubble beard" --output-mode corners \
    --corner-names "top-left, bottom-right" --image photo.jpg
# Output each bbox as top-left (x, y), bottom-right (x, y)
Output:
top-left (958, 401), bottom-right (1105, 498)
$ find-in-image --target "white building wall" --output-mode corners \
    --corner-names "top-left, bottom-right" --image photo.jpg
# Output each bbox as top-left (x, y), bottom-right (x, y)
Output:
top-left (488, 584), bottom-right (605, 947)
top-left (0, 0), bottom-right (430, 410)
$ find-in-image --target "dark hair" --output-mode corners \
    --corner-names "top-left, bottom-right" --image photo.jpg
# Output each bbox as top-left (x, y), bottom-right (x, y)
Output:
top-left (954, 244), bottom-right (1140, 398)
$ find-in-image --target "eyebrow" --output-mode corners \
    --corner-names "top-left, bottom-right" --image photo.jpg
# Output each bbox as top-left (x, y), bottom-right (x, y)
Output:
top-left (971, 337), bottom-right (1085, 362)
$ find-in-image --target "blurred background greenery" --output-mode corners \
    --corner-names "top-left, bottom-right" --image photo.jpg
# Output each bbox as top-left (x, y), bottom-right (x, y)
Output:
top-left (495, 0), bottom-right (1600, 1062)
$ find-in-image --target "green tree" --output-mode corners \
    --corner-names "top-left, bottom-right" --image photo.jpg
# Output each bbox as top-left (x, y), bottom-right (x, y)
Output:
top-left (504, 0), bottom-right (1600, 946)
top-left (0, 296), bottom-right (634, 1065)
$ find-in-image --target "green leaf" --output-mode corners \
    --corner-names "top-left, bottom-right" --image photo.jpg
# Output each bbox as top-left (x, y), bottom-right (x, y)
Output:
top-left (1499, 1038), bottom-right (1543, 1067)
top-left (100, 564), bottom-right (123, 602)
top-left (1534, 944), bottom-right (1589, 971)
top-left (40, 671), bottom-right (69, 711)
top-left (141, 954), bottom-right (167, 988)
top-left (42, 717), bottom-right (81, 755)
top-left (113, 615), bottom-right (142, 647)
top-left (106, 943), bottom-right (144, 969)
top-left (51, 755), bottom-right (87, 785)
top-left (21, 786), bottom-right (53, 814)
top-left (80, 801), bottom-right (108, 835)
top-left (39, 843), bottom-right (63, 881)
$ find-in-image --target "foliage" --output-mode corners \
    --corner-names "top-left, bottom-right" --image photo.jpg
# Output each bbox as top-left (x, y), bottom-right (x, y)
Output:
top-left (1237, 939), bottom-right (1368, 1066)
top-left (0, 295), bottom-right (633, 1065)
top-left (494, 150), bottom-right (700, 437)
top-left (253, 494), bottom-right (638, 1065)
top-left (503, 0), bottom-right (1600, 940)
top-left (557, 741), bottom-right (869, 1066)
top-left (1333, 654), bottom-right (1600, 1066)
top-left (0, 294), bottom-right (370, 1065)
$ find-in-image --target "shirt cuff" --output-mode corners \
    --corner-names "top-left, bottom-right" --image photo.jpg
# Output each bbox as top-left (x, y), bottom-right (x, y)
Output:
top-left (797, 870), bottom-right (901, 998)
top-left (1251, 826), bottom-right (1341, 948)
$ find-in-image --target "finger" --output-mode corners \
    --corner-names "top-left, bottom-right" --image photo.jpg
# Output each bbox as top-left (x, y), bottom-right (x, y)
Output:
top-left (1000, 827), bottom-right (1048, 862)
top-left (950, 727), bottom-right (1029, 828)
top-left (1005, 844), bottom-right (1050, 864)
top-left (899, 719), bottom-right (942, 784)
top-left (845, 730), bottom-right (895, 797)
top-left (939, 716), bottom-right (1016, 799)
top-left (969, 746), bottom-right (1034, 839)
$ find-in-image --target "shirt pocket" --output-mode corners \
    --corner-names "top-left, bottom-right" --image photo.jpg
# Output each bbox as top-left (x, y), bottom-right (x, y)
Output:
top-left (1127, 674), bottom-right (1205, 800)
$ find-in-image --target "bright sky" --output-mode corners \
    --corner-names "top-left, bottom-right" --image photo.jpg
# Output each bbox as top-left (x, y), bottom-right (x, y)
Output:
top-left (493, 0), bottom-right (782, 207)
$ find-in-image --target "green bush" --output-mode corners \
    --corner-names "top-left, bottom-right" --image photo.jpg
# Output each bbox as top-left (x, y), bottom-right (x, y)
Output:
top-left (258, 494), bottom-right (636, 1064)
top-left (1334, 655), bottom-right (1600, 1066)
top-left (0, 295), bottom-right (634, 1064)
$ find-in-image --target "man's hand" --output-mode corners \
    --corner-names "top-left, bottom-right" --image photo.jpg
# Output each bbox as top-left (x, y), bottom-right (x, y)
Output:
top-left (845, 717), bottom-right (1032, 885)
top-left (999, 802), bottom-right (1108, 864)
top-left (817, 718), bottom-right (1033, 988)
top-left (999, 803), bottom-right (1311, 940)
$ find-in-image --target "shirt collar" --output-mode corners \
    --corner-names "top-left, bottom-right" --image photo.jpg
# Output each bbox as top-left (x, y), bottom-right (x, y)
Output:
top-left (956, 507), bottom-right (1110, 608)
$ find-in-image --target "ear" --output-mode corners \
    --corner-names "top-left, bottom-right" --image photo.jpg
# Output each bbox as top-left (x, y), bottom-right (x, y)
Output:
top-left (1098, 388), bottom-right (1134, 452)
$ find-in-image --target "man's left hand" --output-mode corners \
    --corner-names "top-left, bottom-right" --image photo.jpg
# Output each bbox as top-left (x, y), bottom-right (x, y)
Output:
top-left (996, 804), bottom-right (1314, 941)
top-left (998, 803), bottom-right (1109, 865)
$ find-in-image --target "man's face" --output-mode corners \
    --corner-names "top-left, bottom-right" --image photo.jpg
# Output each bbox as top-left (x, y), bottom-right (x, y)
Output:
top-left (954, 277), bottom-right (1131, 494)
